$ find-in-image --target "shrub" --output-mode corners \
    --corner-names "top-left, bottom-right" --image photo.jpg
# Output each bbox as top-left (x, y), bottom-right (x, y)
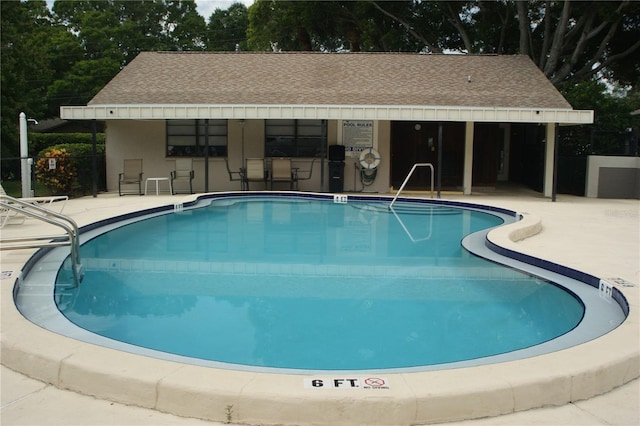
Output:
top-left (36, 143), bottom-right (106, 196)
top-left (35, 147), bottom-right (77, 194)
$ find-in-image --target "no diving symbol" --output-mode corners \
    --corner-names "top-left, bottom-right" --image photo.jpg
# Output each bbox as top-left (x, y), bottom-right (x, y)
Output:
top-left (364, 377), bottom-right (385, 387)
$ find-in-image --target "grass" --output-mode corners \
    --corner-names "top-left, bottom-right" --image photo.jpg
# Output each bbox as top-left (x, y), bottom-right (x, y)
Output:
top-left (1, 180), bottom-right (56, 197)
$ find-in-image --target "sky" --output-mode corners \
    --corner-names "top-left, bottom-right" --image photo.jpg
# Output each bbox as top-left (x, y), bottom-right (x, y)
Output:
top-left (195, 0), bottom-right (254, 18)
top-left (45, 1), bottom-right (255, 20)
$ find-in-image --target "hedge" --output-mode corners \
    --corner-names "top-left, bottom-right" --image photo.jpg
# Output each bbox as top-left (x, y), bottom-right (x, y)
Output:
top-left (36, 143), bottom-right (106, 196)
top-left (30, 133), bottom-right (105, 156)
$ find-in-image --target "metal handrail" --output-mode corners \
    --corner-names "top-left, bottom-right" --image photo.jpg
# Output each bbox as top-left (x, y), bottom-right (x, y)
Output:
top-left (0, 195), bottom-right (83, 287)
top-left (389, 163), bottom-right (435, 209)
top-left (388, 206), bottom-right (433, 243)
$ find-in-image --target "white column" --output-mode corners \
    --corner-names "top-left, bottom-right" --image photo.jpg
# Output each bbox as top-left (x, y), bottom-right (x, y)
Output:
top-left (19, 112), bottom-right (32, 198)
top-left (543, 123), bottom-right (556, 198)
top-left (463, 121), bottom-right (474, 195)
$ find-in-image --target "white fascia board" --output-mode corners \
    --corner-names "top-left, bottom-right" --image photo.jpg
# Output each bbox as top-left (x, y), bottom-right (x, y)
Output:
top-left (61, 104), bottom-right (594, 124)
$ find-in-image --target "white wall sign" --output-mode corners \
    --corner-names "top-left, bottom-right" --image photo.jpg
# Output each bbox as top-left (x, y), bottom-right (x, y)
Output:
top-left (342, 120), bottom-right (373, 156)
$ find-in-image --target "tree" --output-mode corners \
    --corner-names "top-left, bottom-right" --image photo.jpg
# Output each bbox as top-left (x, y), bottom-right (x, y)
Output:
top-left (206, 3), bottom-right (249, 51)
top-left (373, 1), bottom-right (640, 86)
top-left (49, 0), bottom-right (207, 110)
top-left (560, 80), bottom-right (639, 156)
top-left (247, 1), bottom-right (638, 87)
top-left (1, 0), bottom-right (56, 172)
top-left (1, 0), bottom-right (208, 178)
top-left (247, 0), bottom-right (413, 52)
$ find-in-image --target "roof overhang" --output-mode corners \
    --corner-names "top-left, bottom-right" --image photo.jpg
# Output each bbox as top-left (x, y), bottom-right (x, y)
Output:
top-left (61, 104), bottom-right (593, 125)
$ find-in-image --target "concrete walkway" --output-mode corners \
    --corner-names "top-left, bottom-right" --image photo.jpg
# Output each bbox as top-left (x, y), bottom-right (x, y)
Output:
top-left (1, 365), bottom-right (637, 425)
top-left (1, 191), bottom-right (638, 425)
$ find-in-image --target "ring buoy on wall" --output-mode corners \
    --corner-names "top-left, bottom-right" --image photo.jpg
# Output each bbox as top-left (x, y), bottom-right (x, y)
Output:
top-left (359, 148), bottom-right (381, 170)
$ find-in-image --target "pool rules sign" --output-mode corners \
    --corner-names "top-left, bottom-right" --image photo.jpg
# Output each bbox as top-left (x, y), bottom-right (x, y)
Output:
top-left (304, 377), bottom-right (390, 390)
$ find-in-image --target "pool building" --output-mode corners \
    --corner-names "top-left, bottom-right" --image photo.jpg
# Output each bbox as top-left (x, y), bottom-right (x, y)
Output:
top-left (60, 52), bottom-right (593, 196)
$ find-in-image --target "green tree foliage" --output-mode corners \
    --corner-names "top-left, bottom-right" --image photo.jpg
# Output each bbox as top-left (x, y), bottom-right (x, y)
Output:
top-left (560, 80), bottom-right (639, 156)
top-left (49, 0), bottom-right (206, 110)
top-left (1, 0), bottom-right (206, 166)
top-left (247, 1), bottom-right (639, 87)
top-left (374, 1), bottom-right (640, 86)
top-left (1, 1), bottom-right (55, 159)
top-left (206, 3), bottom-right (249, 51)
top-left (247, 0), bottom-right (414, 52)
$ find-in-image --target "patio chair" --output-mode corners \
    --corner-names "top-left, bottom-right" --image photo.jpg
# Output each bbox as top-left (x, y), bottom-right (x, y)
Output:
top-left (170, 158), bottom-right (195, 194)
top-left (270, 158), bottom-right (295, 190)
top-left (293, 157), bottom-right (317, 190)
top-left (118, 159), bottom-right (143, 196)
top-left (0, 183), bottom-right (68, 228)
top-left (244, 158), bottom-right (267, 190)
top-left (224, 158), bottom-right (245, 190)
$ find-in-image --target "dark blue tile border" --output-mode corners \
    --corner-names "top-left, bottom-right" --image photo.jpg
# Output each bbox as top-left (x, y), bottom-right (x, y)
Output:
top-left (14, 191), bottom-right (630, 373)
top-left (25, 191), bottom-right (627, 319)
top-left (485, 231), bottom-right (629, 318)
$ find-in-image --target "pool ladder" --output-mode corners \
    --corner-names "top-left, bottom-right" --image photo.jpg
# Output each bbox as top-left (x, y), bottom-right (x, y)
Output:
top-left (389, 163), bottom-right (435, 209)
top-left (0, 195), bottom-right (83, 287)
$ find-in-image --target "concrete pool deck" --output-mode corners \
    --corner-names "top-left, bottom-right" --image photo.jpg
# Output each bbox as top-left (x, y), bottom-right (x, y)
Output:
top-left (1, 190), bottom-right (638, 425)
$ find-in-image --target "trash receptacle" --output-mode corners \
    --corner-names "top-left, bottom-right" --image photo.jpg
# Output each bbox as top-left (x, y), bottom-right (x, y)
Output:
top-left (329, 161), bottom-right (344, 193)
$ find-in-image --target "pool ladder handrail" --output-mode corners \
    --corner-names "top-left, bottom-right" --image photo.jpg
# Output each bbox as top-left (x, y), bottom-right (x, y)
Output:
top-left (388, 206), bottom-right (434, 243)
top-left (0, 195), bottom-right (83, 287)
top-left (389, 163), bottom-right (435, 209)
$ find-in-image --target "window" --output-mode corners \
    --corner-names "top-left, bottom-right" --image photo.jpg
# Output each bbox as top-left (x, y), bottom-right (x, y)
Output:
top-left (265, 119), bottom-right (324, 157)
top-left (167, 119), bottom-right (227, 157)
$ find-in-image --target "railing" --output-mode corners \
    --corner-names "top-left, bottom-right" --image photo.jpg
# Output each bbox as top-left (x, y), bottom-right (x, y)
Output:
top-left (389, 163), bottom-right (435, 209)
top-left (388, 205), bottom-right (433, 243)
top-left (0, 195), bottom-right (83, 287)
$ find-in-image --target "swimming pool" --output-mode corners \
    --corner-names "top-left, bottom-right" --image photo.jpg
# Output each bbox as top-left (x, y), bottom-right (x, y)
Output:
top-left (17, 193), bottom-right (625, 373)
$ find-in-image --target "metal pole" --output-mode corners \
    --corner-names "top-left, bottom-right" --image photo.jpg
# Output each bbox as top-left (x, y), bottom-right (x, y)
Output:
top-left (320, 119), bottom-right (326, 192)
top-left (240, 119), bottom-right (245, 163)
top-left (437, 123), bottom-right (443, 199)
top-left (19, 112), bottom-right (32, 197)
top-left (552, 123), bottom-right (559, 202)
top-left (91, 120), bottom-right (98, 197)
top-left (204, 119), bottom-right (210, 193)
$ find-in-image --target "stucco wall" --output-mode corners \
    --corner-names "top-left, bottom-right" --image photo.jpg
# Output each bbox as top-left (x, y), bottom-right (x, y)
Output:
top-left (585, 155), bottom-right (640, 199)
top-left (106, 119), bottom-right (391, 194)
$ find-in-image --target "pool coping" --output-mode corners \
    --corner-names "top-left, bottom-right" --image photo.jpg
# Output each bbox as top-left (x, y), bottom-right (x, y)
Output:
top-left (2, 192), bottom-right (638, 425)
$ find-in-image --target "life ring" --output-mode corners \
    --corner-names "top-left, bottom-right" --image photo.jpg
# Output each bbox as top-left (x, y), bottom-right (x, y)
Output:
top-left (359, 148), bottom-right (381, 170)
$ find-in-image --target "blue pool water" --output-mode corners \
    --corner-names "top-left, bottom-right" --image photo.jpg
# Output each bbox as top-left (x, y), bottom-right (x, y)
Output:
top-left (54, 197), bottom-right (585, 371)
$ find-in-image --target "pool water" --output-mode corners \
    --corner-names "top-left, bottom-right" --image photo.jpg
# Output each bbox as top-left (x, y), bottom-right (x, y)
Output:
top-left (54, 197), bottom-right (584, 370)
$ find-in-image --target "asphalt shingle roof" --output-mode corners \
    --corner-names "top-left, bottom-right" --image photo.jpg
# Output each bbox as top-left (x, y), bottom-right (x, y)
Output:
top-left (89, 52), bottom-right (572, 110)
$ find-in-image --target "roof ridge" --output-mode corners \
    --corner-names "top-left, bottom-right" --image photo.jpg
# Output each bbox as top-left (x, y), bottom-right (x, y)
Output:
top-left (151, 51), bottom-right (514, 57)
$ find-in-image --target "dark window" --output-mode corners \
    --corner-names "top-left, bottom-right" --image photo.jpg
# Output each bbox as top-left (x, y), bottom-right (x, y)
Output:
top-left (265, 119), bottom-right (324, 157)
top-left (167, 119), bottom-right (227, 157)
